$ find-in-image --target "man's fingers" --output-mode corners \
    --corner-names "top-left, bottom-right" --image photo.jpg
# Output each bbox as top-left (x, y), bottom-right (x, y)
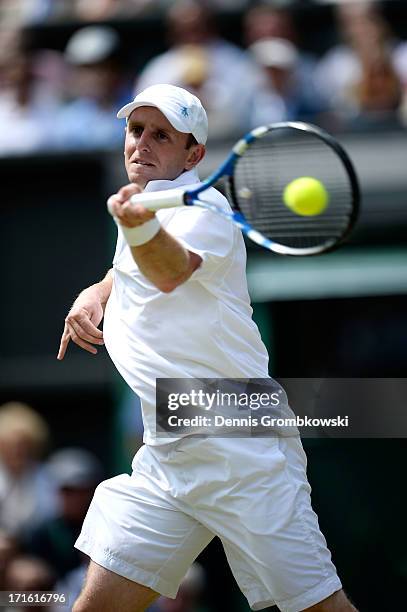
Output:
top-left (108, 198), bottom-right (131, 221)
top-left (108, 185), bottom-right (142, 216)
top-left (57, 313), bottom-right (103, 360)
top-left (107, 196), bottom-right (115, 216)
top-left (68, 319), bottom-right (104, 345)
top-left (122, 202), bottom-right (151, 216)
top-left (107, 194), bottom-right (122, 216)
top-left (112, 201), bottom-right (155, 228)
top-left (65, 323), bottom-right (98, 355)
top-left (57, 326), bottom-right (70, 361)
top-left (66, 313), bottom-right (104, 340)
top-left (108, 185), bottom-right (146, 221)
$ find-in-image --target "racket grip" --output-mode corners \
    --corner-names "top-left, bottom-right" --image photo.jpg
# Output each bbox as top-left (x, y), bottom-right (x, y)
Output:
top-left (130, 188), bottom-right (187, 211)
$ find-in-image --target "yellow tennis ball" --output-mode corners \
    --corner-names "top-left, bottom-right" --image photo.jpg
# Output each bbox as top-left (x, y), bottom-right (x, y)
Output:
top-left (283, 177), bottom-right (329, 216)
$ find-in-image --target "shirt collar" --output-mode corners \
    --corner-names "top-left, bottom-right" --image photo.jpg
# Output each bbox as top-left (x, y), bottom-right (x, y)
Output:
top-left (144, 168), bottom-right (200, 193)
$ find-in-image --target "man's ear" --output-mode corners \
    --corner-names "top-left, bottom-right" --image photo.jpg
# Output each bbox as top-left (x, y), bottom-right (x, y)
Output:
top-left (185, 144), bottom-right (206, 170)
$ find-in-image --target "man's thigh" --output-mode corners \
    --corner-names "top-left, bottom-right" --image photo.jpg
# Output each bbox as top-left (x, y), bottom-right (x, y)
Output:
top-left (73, 560), bottom-right (159, 612)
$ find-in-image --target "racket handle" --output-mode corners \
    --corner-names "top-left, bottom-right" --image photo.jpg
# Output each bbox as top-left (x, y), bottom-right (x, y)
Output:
top-left (130, 188), bottom-right (187, 211)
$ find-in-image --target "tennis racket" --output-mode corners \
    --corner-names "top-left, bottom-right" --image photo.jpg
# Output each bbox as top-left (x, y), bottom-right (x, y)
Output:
top-left (122, 122), bottom-right (360, 256)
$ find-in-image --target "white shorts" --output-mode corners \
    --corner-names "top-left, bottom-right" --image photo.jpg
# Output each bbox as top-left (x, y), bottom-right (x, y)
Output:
top-left (75, 436), bottom-right (342, 612)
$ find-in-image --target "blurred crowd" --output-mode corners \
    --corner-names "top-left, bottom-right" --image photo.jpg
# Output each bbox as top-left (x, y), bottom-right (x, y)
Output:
top-left (0, 401), bottom-right (101, 609)
top-left (0, 0), bottom-right (250, 25)
top-left (0, 0), bottom-right (407, 156)
top-left (0, 400), bottom-right (206, 611)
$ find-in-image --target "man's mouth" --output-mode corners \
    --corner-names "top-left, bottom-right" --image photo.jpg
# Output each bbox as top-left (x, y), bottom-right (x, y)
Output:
top-left (132, 160), bottom-right (154, 167)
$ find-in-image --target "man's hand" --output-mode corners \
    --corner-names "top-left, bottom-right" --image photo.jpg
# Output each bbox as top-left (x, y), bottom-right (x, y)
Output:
top-left (108, 184), bottom-right (156, 228)
top-left (57, 282), bottom-right (110, 360)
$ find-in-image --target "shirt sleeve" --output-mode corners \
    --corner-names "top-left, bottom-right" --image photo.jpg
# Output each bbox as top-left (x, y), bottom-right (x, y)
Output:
top-left (164, 189), bottom-right (235, 281)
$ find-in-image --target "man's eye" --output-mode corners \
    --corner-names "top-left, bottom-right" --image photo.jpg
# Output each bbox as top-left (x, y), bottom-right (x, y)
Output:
top-left (132, 126), bottom-right (142, 135)
top-left (157, 132), bottom-right (168, 141)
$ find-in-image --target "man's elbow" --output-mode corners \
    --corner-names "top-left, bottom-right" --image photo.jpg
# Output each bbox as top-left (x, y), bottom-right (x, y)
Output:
top-left (158, 282), bottom-right (178, 293)
top-left (156, 252), bottom-right (202, 293)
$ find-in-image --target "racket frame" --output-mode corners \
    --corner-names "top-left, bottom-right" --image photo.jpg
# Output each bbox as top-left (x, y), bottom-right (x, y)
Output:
top-left (131, 122), bottom-right (360, 256)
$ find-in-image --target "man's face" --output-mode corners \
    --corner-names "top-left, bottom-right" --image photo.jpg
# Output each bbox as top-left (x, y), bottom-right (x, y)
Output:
top-left (124, 106), bottom-right (202, 187)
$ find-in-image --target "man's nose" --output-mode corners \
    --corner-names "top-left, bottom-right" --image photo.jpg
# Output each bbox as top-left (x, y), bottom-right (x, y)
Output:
top-left (136, 130), bottom-right (151, 151)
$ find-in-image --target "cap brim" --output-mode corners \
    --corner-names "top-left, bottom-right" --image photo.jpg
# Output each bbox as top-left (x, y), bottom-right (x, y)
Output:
top-left (117, 100), bottom-right (144, 119)
top-left (117, 100), bottom-right (191, 134)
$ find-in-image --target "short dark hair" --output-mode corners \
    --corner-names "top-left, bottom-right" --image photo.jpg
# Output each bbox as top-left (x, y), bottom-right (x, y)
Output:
top-left (185, 133), bottom-right (198, 149)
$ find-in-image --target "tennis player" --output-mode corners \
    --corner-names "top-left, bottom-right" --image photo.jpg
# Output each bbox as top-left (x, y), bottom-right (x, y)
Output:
top-left (58, 84), bottom-right (357, 612)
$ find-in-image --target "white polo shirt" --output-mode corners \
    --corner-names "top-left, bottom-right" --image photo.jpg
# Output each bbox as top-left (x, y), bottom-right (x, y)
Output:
top-left (103, 168), bottom-right (270, 445)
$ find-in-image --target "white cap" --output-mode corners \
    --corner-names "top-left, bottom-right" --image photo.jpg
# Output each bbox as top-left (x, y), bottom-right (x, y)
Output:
top-left (65, 26), bottom-right (119, 65)
top-left (250, 38), bottom-right (298, 70)
top-left (117, 84), bottom-right (208, 144)
top-left (47, 448), bottom-right (103, 488)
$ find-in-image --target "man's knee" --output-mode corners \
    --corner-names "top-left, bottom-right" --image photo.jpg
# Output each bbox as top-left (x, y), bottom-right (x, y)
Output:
top-left (303, 589), bottom-right (358, 611)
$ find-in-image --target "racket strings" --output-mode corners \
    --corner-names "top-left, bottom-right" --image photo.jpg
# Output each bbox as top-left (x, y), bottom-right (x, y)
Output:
top-left (232, 128), bottom-right (355, 251)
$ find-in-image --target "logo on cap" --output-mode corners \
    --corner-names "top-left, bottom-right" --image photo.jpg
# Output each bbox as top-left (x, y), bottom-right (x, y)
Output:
top-left (180, 106), bottom-right (189, 118)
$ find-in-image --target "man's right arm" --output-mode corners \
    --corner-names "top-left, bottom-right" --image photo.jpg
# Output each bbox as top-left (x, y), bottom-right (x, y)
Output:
top-left (57, 269), bottom-right (113, 360)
